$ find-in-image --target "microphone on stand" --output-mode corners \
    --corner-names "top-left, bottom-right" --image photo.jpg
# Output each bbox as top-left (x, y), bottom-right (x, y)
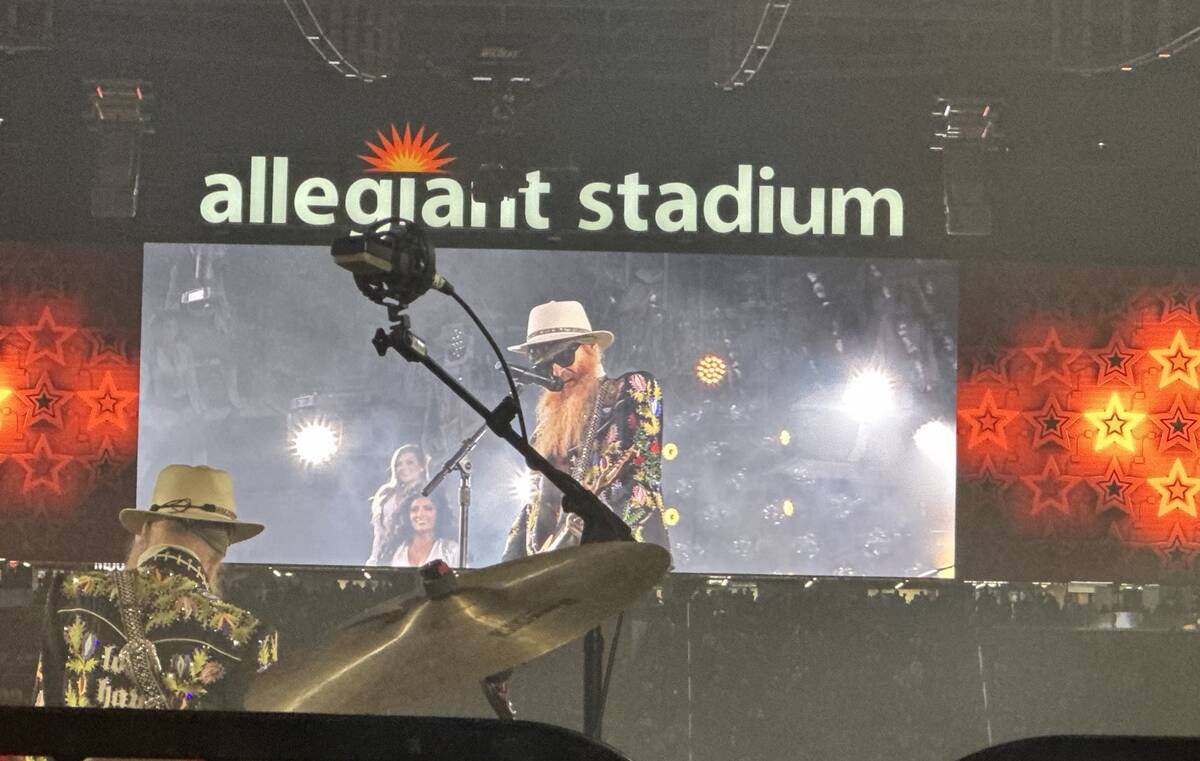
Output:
top-left (496, 361), bottom-right (563, 392)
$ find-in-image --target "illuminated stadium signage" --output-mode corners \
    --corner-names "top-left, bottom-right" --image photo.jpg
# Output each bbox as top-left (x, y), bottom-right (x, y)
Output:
top-left (199, 122), bottom-right (904, 238)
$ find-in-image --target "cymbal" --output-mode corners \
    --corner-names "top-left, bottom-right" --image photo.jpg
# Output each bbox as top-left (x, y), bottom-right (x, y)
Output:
top-left (245, 541), bottom-right (671, 714)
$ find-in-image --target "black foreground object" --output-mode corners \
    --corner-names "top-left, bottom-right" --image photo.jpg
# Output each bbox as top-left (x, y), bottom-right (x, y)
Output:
top-left (0, 706), bottom-right (630, 761)
top-left (957, 735), bottom-right (1200, 760)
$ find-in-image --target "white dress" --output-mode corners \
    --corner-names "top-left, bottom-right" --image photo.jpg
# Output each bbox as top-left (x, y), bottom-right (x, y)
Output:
top-left (390, 538), bottom-right (461, 567)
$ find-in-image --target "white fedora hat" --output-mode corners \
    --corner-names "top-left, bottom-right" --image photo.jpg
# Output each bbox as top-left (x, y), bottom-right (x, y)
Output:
top-left (507, 300), bottom-right (615, 356)
top-left (120, 464), bottom-right (264, 544)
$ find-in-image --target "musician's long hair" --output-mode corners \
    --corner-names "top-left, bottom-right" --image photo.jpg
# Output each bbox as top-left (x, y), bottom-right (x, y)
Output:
top-left (534, 343), bottom-right (604, 460)
top-left (370, 444), bottom-right (429, 516)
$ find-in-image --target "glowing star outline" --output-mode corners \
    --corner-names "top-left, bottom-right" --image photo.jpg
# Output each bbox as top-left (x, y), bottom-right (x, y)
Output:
top-left (16, 371), bottom-right (70, 430)
top-left (1154, 394), bottom-right (1199, 454)
top-left (14, 306), bottom-right (77, 366)
top-left (76, 371), bottom-right (136, 431)
top-left (1154, 523), bottom-right (1198, 569)
top-left (973, 454), bottom-right (1014, 496)
top-left (11, 434), bottom-right (73, 494)
top-left (1148, 458), bottom-right (1200, 518)
top-left (81, 435), bottom-right (122, 484)
top-left (1093, 457), bottom-right (1135, 516)
top-left (84, 330), bottom-right (130, 366)
top-left (1021, 456), bottom-right (1079, 516)
top-left (1083, 392), bottom-right (1146, 452)
top-left (968, 338), bottom-right (1010, 383)
top-left (1148, 330), bottom-right (1200, 389)
top-left (1024, 395), bottom-right (1078, 449)
top-left (1094, 336), bottom-right (1139, 386)
top-left (1022, 327), bottom-right (1081, 386)
top-left (959, 389), bottom-right (1021, 451)
top-left (358, 123), bottom-right (456, 174)
top-left (1157, 280), bottom-right (1198, 323)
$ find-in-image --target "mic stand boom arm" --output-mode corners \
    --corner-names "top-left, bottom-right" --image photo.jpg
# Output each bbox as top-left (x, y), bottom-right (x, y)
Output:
top-left (372, 314), bottom-right (633, 545)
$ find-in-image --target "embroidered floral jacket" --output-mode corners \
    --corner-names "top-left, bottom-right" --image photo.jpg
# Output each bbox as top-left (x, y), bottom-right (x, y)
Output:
top-left (502, 371), bottom-right (669, 559)
top-left (34, 546), bottom-right (279, 710)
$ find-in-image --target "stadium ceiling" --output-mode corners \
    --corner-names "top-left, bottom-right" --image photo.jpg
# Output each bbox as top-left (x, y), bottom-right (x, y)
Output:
top-left (4, 0), bottom-right (1198, 85)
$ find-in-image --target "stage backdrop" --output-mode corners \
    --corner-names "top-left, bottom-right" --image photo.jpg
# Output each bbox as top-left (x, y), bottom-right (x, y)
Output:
top-left (0, 242), bottom-right (141, 562)
top-left (958, 262), bottom-right (1200, 582)
top-left (138, 244), bottom-right (957, 575)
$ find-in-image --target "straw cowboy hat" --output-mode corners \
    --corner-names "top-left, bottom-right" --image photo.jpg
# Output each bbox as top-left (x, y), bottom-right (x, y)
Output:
top-left (119, 464), bottom-right (264, 544)
top-left (507, 300), bottom-right (614, 356)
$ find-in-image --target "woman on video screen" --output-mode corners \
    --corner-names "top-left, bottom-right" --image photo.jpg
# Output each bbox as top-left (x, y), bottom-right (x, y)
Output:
top-left (366, 444), bottom-right (429, 565)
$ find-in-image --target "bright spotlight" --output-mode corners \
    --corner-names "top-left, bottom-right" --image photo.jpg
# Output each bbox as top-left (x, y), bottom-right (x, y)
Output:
top-left (289, 417), bottom-right (340, 466)
top-left (510, 467), bottom-right (540, 504)
top-left (663, 442), bottom-right (679, 461)
top-left (663, 507), bottom-right (681, 526)
top-left (842, 367), bottom-right (895, 422)
top-left (694, 353), bottom-right (728, 386)
top-left (781, 499), bottom-right (795, 517)
top-left (913, 419), bottom-right (955, 477)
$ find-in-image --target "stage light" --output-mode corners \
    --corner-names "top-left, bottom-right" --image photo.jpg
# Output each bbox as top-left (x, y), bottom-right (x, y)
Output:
top-left (842, 367), bottom-right (895, 421)
top-left (913, 419), bottom-right (955, 476)
top-left (663, 442), bottom-right (679, 461)
top-left (695, 353), bottom-right (728, 386)
top-left (782, 499), bottom-right (795, 517)
top-left (289, 417), bottom-right (340, 466)
top-left (663, 507), bottom-right (680, 527)
top-left (510, 467), bottom-right (539, 503)
top-left (804, 578), bottom-right (816, 589)
top-left (778, 429), bottom-right (791, 446)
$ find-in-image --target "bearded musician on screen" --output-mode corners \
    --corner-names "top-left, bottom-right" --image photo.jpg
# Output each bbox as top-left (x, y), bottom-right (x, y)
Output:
top-left (501, 300), bottom-right (670, 560)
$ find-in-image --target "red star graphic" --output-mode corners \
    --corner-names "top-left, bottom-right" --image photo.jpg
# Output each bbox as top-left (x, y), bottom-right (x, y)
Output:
top-left (1154, 523), bottom-right (1198, 570)
top-left (84, 329), bottom-right (131, 366)
top-left (76, 371), bottom-right (137, 431)
top-left (1021, 457), bottom-right (1080, 516)
top-left (10, 434), bottom-right (73, 494)
top-left (1022, 328), bottom-right (1081, 386)
top-left (15, 371), bottom-right (70, 431)
top-left (968, 338), bottom-right (1010, 383)
top-left (81, 435), bottom-right (124, 484)
top-left (959, 390), bottom-right (1021, 451)
top-left (1147, 458), bottom-right (1200, 518)
top-left (1094, 336), bottom-right (1140, 386)
top-left (972, 454), bottom-right (1015, 495)
top-left (14, 306), bottom-right (77, 366)
top-left (1023, 395), bottom-right (1078, 449)
top-left (1154, 394), bottom-right (1199, 454)
top-left (1157, 279), bottom-right (1199, 323)
top-left (1093, 457), bottom-right (1135, 516)
top-left (1148, 330), bottom-right (1200, 389)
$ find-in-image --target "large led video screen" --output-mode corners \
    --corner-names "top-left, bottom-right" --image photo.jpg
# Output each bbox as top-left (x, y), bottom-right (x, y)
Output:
top-left (138, 244), bottom-right (956, 575)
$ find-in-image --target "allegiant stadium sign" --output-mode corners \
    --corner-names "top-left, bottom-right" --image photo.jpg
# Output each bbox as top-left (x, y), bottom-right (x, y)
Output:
top-left (199, 124), bottom-right (904, 238)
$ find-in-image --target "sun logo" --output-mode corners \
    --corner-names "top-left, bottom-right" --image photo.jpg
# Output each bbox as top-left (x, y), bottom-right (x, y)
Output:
top-left (358, 123), bottom-right (455, 174)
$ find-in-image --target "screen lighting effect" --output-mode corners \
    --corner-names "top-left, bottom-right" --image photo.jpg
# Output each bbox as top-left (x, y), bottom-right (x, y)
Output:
top-left (510, 467), bottom-right (539, 504)
top-left (778, 429), bottom-right (791, 446)
top-left (695, 353), bottom-right (728, 386)
top-left (663, 507), bottom-right (680, 526)
top-left (663, 442), bottom-right (679, 461)
top-left (913, 419), bottom-right (955, 477)
top-left (843, 367), bottom-right (895, 421)
top-left (781, 499), bottom-right (795, 517)
top-left (289, 418), bottom-right (340, 466)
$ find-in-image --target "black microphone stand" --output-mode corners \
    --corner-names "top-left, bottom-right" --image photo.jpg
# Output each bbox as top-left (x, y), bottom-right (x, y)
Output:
top-left (422, 420), bottom-right (488, 568)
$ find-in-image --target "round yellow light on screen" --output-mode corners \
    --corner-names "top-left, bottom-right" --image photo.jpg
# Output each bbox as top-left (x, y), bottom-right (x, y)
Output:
top-left (663, 442), bottom-right (679, 461)
top-left (782, 499), bottom-right (795, 517)
top-left (779, 429), bottom-right (791, 446)
top-left (663, 507), bottom-right (680, 526)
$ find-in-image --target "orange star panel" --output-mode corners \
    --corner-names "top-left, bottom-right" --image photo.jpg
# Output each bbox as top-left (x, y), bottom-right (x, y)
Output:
top-left (0, 243), bottom-right (141, 563)
top-left (959, 263), bottom-right (1200, 582)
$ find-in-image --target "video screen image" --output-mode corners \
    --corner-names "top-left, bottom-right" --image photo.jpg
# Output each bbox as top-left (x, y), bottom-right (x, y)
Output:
top-left (958, 263), bottom-right (1200, 582)
top-left (139, 244), bottom-right (957, 575)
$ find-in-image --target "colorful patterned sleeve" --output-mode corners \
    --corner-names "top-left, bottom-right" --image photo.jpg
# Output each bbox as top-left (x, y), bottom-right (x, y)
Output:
top-left (615, 371), bottom-right (669, 548)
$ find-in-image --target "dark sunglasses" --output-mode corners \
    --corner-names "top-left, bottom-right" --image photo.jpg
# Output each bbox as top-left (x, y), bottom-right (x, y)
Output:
top-left (534, 343), bottom-right (581, 371)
